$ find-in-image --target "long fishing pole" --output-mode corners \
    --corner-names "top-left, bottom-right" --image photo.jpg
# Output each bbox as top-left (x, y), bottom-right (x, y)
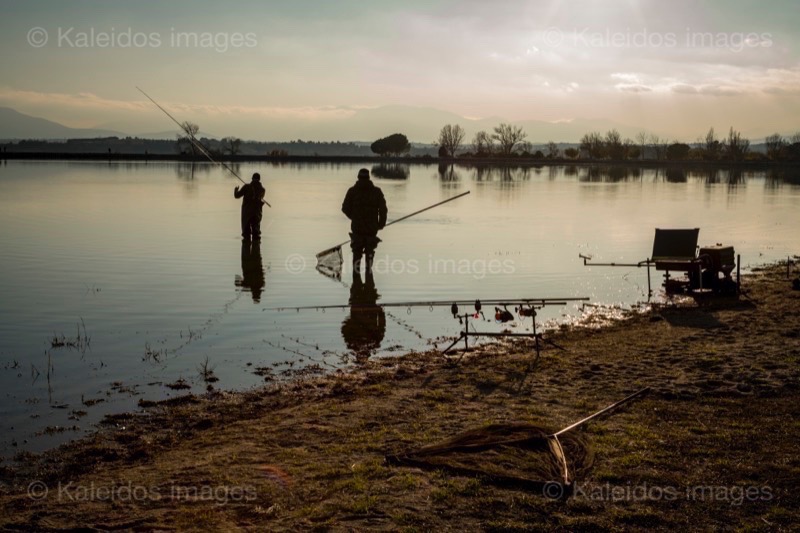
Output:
top-left (553, 387), bottom-right (650, 437)
top-left (136, 86), bottom-right (271, 207)
top-left (270, 296), bottom-right (589, 311)
top-left (316, 190), bottom-right (470, 258)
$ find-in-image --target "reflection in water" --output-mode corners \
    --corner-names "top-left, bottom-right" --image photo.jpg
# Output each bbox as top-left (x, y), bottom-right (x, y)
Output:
top-left (235, 239), bottom-right (265, 303)
top-left (665, 168), bottom-right (687, 183)
top-left (371, 163), bottom-right (409, 180)
top-left (437, 163), bottom-right (461, 183)
top-left (582, 165), bottom-right (642, 182)
top-left (341, 270), bottom-right (385, 362)
top-left (174, 162), bottom-right (242, 184)
top-left (468, 166), bottom-right (532, 183)
top-left (174, 162), bottom-right (211, 182)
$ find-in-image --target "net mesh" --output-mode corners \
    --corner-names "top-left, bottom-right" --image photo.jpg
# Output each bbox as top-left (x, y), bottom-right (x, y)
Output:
top-left (386, 423), bottom-right (594, 489)
top-left (316, 246), bottom-right (344, 281)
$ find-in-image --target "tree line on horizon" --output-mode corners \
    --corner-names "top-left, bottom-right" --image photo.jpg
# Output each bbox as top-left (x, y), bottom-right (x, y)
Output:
top-left (429, 123), bottom-right (800, 162)
top-left (5, 119), bottom-right (800, 162)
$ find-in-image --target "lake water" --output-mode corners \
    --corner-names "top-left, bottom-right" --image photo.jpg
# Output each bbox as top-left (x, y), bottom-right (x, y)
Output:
top-left (0, 160), bottom-right (798, 455)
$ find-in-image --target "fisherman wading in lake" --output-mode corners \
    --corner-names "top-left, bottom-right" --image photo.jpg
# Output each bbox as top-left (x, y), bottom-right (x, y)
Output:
top-left (234, 172), bottom-right (266, 240)
top-left (342, 168), bottom-right (387, 272)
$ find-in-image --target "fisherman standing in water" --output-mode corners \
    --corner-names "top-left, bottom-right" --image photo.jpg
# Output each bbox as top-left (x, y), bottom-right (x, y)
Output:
top-left (234, 172), bottom-right (266, 240)
top-left (342, 168), bottom-right (387, 272)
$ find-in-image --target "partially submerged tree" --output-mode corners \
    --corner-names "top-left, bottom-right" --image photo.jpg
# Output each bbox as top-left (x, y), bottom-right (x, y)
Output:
top-left (471, 130), bottom-right (493, 156)
top-left (666, 142), bottom-right (691, 160)
top-left (371, 133), bottom-right (410, 156)
top-left (635, 131), bottom-right (648, 160)
top-left (492, 123), bottom-right (527, 156)
top-left (176, 121), bottom-right (200, 155)
top-left (545, 141), bottom-right (560, 159)
top-left (221, 136), bottom-right (242, 156)
top-left (703, 127), bottom-right (722, 161)
top-left (725, 127), bottom-right (749, 161)
top-left (764, 133), bottom-right (786, 160)
top-left (580, 131), bottom-right (605, 159)
top-left (648, 134), bottom-right (666, 160)
top-left (604, 129), bottom-right (625, 160)
top-left (436, 124), bottom-right (466, 158)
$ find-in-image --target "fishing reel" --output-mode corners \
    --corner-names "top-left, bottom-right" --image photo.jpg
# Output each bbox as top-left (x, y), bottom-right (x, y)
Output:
top-left (515, 305), bottom-right (537, 318)
top-left (494, 305), bottom-right (514, 323)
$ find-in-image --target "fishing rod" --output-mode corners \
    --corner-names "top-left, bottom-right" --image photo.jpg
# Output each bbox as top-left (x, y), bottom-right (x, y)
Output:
top-left (316, 190), bottom-right (471, 259)
top-left (270, 296), bottom-right (589, 311)
top-left (136, 86), bottom-right (271, 207)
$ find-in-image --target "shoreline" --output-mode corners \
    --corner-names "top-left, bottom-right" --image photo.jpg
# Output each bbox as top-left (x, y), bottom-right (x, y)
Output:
top-left (3, 152), bottom-right (800, 170)
top-left (1, 261), bottom-right (798, 529)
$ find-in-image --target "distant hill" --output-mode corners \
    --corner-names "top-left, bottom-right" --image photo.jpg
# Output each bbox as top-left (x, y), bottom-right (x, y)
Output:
top-left (0, 107), bottom-right (124, 140)
top-left (1, 105), bottom-right (789, 146)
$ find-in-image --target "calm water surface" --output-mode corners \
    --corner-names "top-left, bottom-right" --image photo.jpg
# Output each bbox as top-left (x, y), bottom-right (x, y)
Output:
top-left (0, 160), bottom-right (798, 455)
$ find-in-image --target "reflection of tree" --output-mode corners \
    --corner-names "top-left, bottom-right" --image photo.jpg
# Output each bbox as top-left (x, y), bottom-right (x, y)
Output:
top-left (763, 168), bottom-right (800, 189)
top-left (341, 271), bottom-right (385, 363)
top-left (371, 163), bottom-right (409, 180)
top-left (235, 239), bottom-right (265, 303)
top-left (437, 163), bottom-right (461, 183)
top-left (582, 165), bottom-right (636, 182)
top-left (174, 162), bottom-right (212, 182)
top-left (468, 166), bottom-right (532, 183)
top-left (726, 169), bottom-right (745, 188)
top-left (664, 168), bottom-right (687, 183)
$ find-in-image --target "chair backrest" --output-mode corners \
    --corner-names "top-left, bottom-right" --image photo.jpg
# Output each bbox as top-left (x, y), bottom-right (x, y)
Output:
top-left (651, 228), bottom-right (699, 261)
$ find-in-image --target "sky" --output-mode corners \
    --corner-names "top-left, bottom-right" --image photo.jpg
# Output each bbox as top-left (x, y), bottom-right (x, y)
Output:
top-left (0, 0), bottom-right (798, 141)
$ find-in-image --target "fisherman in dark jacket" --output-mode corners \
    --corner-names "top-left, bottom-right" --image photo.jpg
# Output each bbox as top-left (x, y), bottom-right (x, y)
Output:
top-left (234, 173), bottom-right (266, 240)
top-left (342, 168), bottom-right (388, 272)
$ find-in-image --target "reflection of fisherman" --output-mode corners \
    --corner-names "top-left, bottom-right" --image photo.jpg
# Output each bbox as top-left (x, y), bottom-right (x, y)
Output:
top-left (235, 239), bottom-right (265, 303)
top-left (341, 270), bottom-right (385, 362)
top-left (342, 168), bottom-right (387, 272)
top-left (234, 172), bottom-right (266, 240)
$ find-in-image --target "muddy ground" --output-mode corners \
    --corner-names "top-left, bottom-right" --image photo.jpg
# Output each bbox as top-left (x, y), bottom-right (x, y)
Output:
top-left (1, 262), bottom-right (799, 531)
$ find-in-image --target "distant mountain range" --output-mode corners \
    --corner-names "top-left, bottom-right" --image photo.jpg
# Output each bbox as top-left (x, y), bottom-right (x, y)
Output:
top-left (0, 105), bottom-right (655, 144)
top-left (0, 107), bottom-right (125, 140)
top-left (0, 105), bottom-right (784, 145)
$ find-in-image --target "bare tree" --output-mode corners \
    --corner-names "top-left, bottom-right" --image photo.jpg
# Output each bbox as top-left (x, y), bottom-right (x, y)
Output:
top-left (635, 131), bottom-right (648, 160)
top-left (623, 138), bottom-right (637, 160)
top-left (176, 121), bottom-right (200, 155)
top-left (648, 133), bottom-right (666, 160)
top-left (764, 133), bottom-right (785, 159)
top-left (580, 131), bottom-right (605, 159)
top-left (436, 124), bottom-right (466, 157)
top-left (725, 127), bottom-right (749, 161)
top-left (545, 141), bottom-right (560, 159)
top-left (492, 123), bottom-right (527, 156)
top-left (790, 131), bottom-right (800, 144)
top-left (221, 136), bottom-right (242, 156)
top-left (605, 129), bottom-right (624, 159)
top-left (472, 130), bottom-right (494, 156)
top-left (703, 127), bottom-right (722, 161)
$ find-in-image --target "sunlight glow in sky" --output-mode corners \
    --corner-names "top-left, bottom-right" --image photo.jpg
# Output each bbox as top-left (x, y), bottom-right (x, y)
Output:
top-left (0, 0), bottom-right (797, 141)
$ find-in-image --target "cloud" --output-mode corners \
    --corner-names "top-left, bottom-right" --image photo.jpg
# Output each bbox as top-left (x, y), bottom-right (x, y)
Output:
top-left (615, 84), bottom-right (653, 93)
top-left (671, 84), bottom-right (698, 94)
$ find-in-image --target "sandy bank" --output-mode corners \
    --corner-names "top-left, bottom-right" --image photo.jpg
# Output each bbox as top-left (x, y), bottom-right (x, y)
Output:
top-left (1, 261), bottom-right (799, 530)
